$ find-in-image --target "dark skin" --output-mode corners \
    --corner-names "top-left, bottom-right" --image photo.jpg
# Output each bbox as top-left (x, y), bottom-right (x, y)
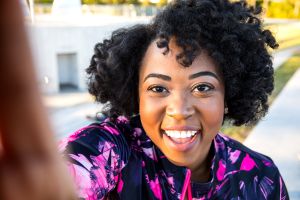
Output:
top-left (139, 38), bottom-right (225, 184)
top-left (0, 1), bottom-right (76, 199)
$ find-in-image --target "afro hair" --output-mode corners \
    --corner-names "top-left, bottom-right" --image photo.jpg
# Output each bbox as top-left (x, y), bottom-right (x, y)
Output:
top-left (86, 0), bottom-right (278, 126)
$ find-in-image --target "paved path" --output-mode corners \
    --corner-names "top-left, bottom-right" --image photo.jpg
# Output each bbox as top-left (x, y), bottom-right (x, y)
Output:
top-left (244, 49), bottom-right (300, 199)
top-left (43, 92), bottom-right (99, 140)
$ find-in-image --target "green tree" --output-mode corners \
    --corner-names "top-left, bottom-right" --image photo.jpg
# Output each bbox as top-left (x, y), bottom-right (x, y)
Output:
top-left (125, 0), bottom-right (139, 4)
top-left (267, 0), bottom-right (300, 19)
top-left (157, 0), bottom-right (167, 7)
top-left (245, 0), bottom-right (300, 19)
top-left (34, 0), bottom-right (54, 3)
top-left (81, 0), bottom-right (96, 4)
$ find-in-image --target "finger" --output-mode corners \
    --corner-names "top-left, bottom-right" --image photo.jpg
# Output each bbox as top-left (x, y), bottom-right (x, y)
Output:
top-left (0, 0), bottom-right (56, 161)
top-left (0, 132), bottom-right (3, 158)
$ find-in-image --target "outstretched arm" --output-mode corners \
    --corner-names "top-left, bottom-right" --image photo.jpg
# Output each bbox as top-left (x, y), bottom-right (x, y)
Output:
top-left (0, 1), bottom-right (77, 199)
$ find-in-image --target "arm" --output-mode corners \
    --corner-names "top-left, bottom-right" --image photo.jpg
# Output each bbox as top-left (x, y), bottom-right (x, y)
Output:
top-left (59, 121), bottom-right (131, 199)
top-left (0, 1), bottom-right (76, 199)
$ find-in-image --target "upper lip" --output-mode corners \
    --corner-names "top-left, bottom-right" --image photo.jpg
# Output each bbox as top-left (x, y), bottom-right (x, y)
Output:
top-left (162, 126), bottom-right (201, 131)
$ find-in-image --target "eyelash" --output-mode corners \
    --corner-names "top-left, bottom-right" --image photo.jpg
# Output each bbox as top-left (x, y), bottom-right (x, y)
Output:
top-left (147, 85), bottom-right (168, 93)
top-left (147, 83), bottom-right (214, 94)
top-left (192, 83), bottom-right (214, 93)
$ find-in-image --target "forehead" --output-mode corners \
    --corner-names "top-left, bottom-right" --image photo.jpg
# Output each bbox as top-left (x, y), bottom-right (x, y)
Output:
top-left (140, 39), bottom-right (222, 78)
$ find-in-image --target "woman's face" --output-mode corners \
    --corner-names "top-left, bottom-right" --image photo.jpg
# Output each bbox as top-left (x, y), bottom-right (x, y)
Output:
top-left (138, 39), bottom-right (225, 173)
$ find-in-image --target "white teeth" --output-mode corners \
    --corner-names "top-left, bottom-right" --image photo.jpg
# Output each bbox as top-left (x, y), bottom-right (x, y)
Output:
top-left (181, 132), bottom-right (187, 138)
top-left (165, 130), bottom-right (197, 138)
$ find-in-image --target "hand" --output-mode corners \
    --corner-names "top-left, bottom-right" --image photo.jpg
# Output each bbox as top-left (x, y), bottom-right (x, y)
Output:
top-left (0, 1), bottom-right (77, 199)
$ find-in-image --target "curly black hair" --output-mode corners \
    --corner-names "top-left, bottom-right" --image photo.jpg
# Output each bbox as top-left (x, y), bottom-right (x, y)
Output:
top-left (86, 0), bottom-right (278, 126)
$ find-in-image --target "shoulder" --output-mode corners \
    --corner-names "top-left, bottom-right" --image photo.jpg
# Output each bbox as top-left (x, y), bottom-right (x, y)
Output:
top-left (214, 133), bottom-right (288, 199)
top-left (59, 116), bottom-right (132, 161)
top-left (216, 133), bottom-right (282, 181)
top-left (58, 116), bottom-right (134, 199)
top-left (217, 133), bottom-right (275, 165)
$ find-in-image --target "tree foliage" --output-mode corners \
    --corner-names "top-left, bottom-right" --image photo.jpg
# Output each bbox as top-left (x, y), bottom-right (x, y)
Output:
top-left (266, 0), bottom-right (300, 19)
top-left (246, 0), bottom-right (300, 19)
top-left (35, 0), bottom-right (300, 17)
top-left (34, 0), bottom-right (54, 3)
top-left (35, 0), bottom-right (166, 6)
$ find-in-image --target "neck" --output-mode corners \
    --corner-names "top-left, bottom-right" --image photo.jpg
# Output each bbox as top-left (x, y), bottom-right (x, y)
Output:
top-left (190, 144), bottom-right (214, 183)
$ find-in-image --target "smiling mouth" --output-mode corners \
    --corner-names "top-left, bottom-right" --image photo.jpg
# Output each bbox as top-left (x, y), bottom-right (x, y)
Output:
top-left (163, 130), bottom-right (200, 144)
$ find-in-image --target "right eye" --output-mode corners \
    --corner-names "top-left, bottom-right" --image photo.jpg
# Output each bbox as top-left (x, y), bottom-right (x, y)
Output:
top-left (147, 85), bottom-right (168, 93)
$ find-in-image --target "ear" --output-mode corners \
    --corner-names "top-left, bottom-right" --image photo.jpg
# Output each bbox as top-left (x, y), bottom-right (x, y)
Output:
top-left (224, 107), bottom-right (228, 115)
top-left (224, 101), bottom-right (228, 114)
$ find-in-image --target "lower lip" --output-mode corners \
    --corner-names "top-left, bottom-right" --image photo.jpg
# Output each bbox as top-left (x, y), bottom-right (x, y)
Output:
top-left (162, 131), bottom-right (200, 152)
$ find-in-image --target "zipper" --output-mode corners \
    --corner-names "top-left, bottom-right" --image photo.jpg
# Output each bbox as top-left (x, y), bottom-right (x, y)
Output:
top-left (180, 169), bottom-right (193, 200)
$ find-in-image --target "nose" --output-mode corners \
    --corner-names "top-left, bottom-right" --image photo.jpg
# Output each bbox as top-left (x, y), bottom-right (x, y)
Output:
top-left (166, 93), bottom-right (195, 120)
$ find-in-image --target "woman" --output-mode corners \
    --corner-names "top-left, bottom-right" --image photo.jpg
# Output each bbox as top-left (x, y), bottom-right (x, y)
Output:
top-left (0, 0), bottom-right (289, 199)
top-left (59, 0), bottom-right (289, 199)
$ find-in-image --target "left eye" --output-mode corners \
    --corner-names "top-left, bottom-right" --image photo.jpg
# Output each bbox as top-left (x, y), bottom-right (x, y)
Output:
top-left (192, 84), bottom-right (213, 92)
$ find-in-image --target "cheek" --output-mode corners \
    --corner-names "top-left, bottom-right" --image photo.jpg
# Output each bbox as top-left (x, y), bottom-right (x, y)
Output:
top-left (139, 93), bottom-right (165, 129)
top-left (139, 96), bottom-right (165, 145)
top-left (198, 97), bottom-right (224, 128)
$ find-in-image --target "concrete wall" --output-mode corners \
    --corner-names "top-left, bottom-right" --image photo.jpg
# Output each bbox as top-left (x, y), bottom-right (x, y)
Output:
top-left (27, 19), bottom-right (148, 93)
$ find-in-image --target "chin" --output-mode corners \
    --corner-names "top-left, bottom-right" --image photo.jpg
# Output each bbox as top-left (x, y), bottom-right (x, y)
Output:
top-left (165, 152), bottom-right (196, 168)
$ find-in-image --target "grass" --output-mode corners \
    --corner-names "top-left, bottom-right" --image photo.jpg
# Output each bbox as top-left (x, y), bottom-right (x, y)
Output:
top-left (270, 52), bottom-right (300, 103)
top-left (223, 51), bottom-right (300, 142)
top-left (221, 124), bottom-right (252, 143)
top-left (266, 22), bottom-right (300, 50)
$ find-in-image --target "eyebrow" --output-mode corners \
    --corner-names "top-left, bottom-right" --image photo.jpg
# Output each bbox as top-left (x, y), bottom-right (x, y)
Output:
top-left (188, 71), bottom-right (220, 81)
top-left (143, 73), bottom-right (171, 82)
top-left (143, 71), bottom-right (220, 82)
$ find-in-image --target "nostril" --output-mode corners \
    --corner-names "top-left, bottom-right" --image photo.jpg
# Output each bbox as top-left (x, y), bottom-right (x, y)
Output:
top-left (166, 110), bottom-right (194, 119)
top-left (166, 97), bottom-right (195, 119)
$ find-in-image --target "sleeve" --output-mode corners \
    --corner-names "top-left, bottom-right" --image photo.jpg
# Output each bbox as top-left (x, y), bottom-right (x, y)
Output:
top-left (58, 121), bottom-right (131, 200)
top-left (269, 168), bottom-right (289, 200)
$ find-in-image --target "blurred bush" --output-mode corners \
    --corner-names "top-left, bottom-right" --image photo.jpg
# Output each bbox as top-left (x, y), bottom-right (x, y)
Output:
top-left (33, 0), bottom-right (300, 18)
top-left (35, 0), bottom-right (167, 6)
top-left (34, 0), bottom-right (54, 3)
top-left (246, 0), bottom-right (300, 19)
top-left (82, 0), bottom-right (126, 4)
top-left (266, 0), bottom-right (300, 19)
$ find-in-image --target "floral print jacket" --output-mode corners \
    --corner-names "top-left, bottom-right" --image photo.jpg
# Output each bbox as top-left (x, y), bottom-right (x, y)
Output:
top-left (59, 115), bottom-right (289, 200)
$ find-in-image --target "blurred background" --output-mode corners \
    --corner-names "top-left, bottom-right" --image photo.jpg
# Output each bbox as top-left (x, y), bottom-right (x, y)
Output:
top-left (22, 0), bottom-right (300, 198)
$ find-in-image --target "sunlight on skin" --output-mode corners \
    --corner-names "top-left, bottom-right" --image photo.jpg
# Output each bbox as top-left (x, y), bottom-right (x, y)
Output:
top-left (139, 38), bottom-right (225, 182)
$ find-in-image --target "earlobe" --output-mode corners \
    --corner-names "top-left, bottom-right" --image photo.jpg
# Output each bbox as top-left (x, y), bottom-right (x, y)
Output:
top-left (224, 101), bottom-right (228, 114)
top-left (224, 107), bottom-right (228, 114)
